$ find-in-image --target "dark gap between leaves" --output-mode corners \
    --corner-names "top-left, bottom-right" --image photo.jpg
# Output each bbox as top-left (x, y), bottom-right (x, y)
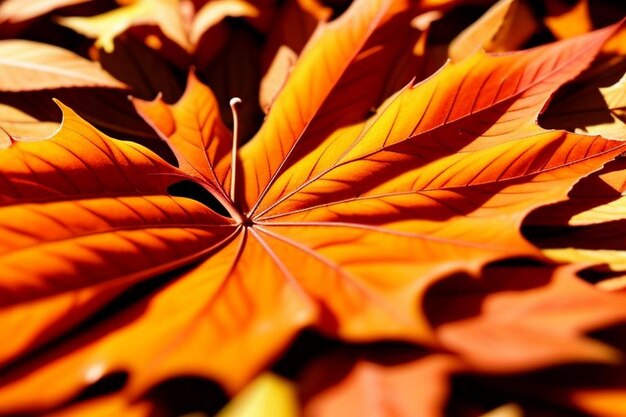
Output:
top-left (72, 372), bottom-right (129, 403)
top-left (168, 181), bottom-right (232, 218)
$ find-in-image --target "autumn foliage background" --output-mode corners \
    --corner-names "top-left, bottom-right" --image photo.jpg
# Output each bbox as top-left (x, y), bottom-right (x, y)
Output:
top-left (0, 0), bottom-right (626, 416)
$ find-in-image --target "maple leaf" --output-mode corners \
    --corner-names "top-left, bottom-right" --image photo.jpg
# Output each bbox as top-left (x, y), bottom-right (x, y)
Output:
top-left (0, 0), bottom-right (625, 415)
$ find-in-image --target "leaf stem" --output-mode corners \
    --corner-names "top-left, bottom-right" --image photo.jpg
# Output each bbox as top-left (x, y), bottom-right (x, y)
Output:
top-left (229, 97), bottom-right (242, 204)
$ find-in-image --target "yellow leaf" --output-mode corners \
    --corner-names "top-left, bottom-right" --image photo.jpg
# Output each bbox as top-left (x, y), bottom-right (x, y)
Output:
top-left (58, 0), bottom-right (190, 53)
top-left (543, 248), bottom-right (626, 273)
top-left (217, 374), bottom-right (300, 417)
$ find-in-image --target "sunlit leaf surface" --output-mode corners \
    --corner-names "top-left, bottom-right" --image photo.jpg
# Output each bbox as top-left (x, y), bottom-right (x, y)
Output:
top-left (0, 1), bottom-right (625, 416)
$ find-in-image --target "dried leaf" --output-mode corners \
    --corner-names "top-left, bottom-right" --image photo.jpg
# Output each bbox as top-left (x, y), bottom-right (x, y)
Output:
top-left (449, 0), bottom-right (538, 62)
top-left (259, 45), bottom-right (296, 114)
top-left (0, 103), bottom-right (59, 139)
top-left (542, 66), bottom-right (626, 140)
top-left (0, 87), bottom-right (163, 145)
top-left (0, 40), bottom-right (126, 91)
top-left (524, 159), bottom-right (626, 273)
top-left (58, 0), bottom-right (190, 53)
top-left (0, 0), bottom-right (93, 24)
top-left (544, 0), bottom-right (592, 40)
top-left (261, 0), bottom-right (331, 71)
top-left (543, 248), bottom-right (626, 273)
top-left (541, 25), bottom-right (626, 141)
top-left (526, 159), bottom-right (626, 227)
top-left (190, 0), bottom-right (259, 46)
top-left (97, 34), bottom-right (184, 102)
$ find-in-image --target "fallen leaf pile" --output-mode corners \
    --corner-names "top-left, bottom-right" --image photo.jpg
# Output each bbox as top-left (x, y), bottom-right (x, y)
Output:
top-left (0, 0), bottom-right (625, 416)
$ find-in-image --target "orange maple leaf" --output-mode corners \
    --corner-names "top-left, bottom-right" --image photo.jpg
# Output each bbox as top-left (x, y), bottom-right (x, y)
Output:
top-left (0, 0), bottom-right (624, 414)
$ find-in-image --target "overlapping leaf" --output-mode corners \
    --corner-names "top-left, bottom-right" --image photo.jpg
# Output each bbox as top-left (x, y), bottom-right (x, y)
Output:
top-left (0, 0), bottom-right (93, 25)
top-left (58, 0), bottom-right (265, 63)
top-left (296, 265), bottom-right (626, 417)
top-left (448, 0), bottom-right (538, 62)
top-left (299, 349), bottom-right (460, 417)
top-left (524, 27), bottom-right (626, 277)
top-left (541, 25), bottom-right (626, 139)
top-left (58, 0), bottom-right (191, 53)
top-left (0, 40), bottom-right (126, 91)
top-left (0, 103), bottom-right (59, 139)
top-left (429, 265), bottom-right (626, 372)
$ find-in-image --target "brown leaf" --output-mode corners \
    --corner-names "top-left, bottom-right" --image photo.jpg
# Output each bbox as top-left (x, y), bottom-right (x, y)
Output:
top-left (97, 34), bottom-right (184, 102)
top-left (190, 0), bottom-right (259, 46)
top-left (261, 0), bottom-right (331, 71)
